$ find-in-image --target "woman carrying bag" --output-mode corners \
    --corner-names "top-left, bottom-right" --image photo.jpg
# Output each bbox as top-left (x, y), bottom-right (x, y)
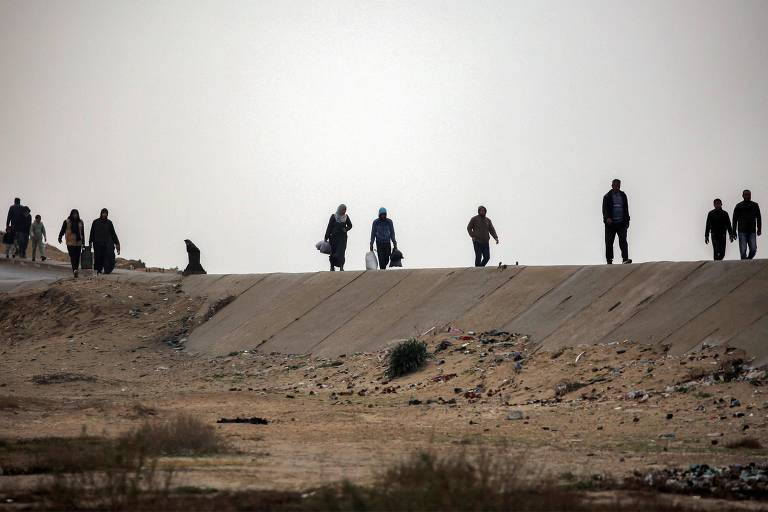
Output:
top-left (324, 204), bottom-right (352, 271)
top-left (58, 209), bottom-right (86, 278)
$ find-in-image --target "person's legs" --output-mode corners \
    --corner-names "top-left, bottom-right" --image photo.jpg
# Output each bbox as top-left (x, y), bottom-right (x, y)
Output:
top-left (39, 238), bottom-right (46, 260)
top-left (377, 241), bottom-right (391, 269)
top-left (67, 245), bottom-right (81, 274)
top-left (31, 237), bottom-right (38, 260)
top-left (738, 233), bottom-right (749, 260)
top-left (712, 234), bottom-right (726, 261)
top-left (479, 242), bottom-right (491, 267)
top-left (604, 225), bottom-right (616, 263)
top-left (747, 233), bottom-right (757, 259)
top-left (104, 246), bottom-right (116, 274)
top-left (616, 225), bottom-right (629, 262)
top-left (337, 236), bottom-right (347, 270)
top-left (93, 244), bottom-right (104, 274)
top-left (473, 241), bottom-right (482, 267)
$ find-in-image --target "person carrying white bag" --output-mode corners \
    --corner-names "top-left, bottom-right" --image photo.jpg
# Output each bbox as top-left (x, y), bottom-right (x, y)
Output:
top-left (369, 207), bottom-right (397, 269)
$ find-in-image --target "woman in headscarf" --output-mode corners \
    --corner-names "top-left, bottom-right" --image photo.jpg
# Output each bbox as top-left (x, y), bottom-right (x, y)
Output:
top-left (58, 209), bottom-right (85, 278)
top-left (324, 204), bottom-right (352, 271)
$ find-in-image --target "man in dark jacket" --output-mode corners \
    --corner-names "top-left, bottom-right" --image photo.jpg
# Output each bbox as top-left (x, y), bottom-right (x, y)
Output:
top-left (602, 179), bottom-right (632, 264)
top-left (89, 208), bottom-right (121, 274)
top-left (15, 207), bottom-right (32, 258)
top-left (732, 189), bottom-right (762, 260)
top-left (369, 207), bottom-right (397, 269)
top-left (6, 198), bottom-right (25, 233)
top-left (467, 206), bottom-right (499, 267)
top-left (705, 199), bottom-right (734, 261)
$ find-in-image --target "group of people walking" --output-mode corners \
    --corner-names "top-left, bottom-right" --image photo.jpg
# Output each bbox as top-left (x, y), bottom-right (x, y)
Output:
top-left (321, 179), bottom-right (761, 271)
top-left (4, 198), bottom-right (122, 278)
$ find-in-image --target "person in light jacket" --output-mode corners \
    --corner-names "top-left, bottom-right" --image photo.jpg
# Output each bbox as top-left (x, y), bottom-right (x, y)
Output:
top-left (30, 214), bottom-right (47, 261)
top-left (58, 209), bottom-right (85, 278)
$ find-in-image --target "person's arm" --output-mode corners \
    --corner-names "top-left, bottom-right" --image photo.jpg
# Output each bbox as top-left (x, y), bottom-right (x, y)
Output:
top-left (58, 221), bottom-right (66, 243)
top-left (488, 219), bottom-right (498, 242)
top-left (41, 224), bottom-right (47, 241)
top-left (390, 219), bottom-right (397, 248)
top-left (79, 221), bottom-right (85, 244)
top-left (345, 217), bottom-right (352, 231)
top-left (732, 207), bottom-right (739, 235)
top-left (704, 212), bottom-right (712, 241)
top-left (6, 207), bottom-right (11, 228)
top-left (324, 216), bottom-right (333, 242)
top-left (88, 221), bottom-right (95, 246)
top-left (370, 220), bottom-right (377, 249)
top-left (602, 195), bottom-right (610, 223)
top-left (109, 220), bottom-right (121, 250)
top-left (467, 218), bottom-right (475, 239)
top-left (757, 204), bottom-right (762, 235)
top-left (624, 192), bottom-right (630, 227)
top-left (725, 213), bottom-right (734, 239)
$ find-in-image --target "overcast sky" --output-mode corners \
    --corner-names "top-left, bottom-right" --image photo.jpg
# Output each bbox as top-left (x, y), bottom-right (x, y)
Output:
top-left (1, 0), bottom-right (766, 274)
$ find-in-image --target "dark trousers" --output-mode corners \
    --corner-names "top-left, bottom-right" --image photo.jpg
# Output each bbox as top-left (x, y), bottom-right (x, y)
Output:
top-left (94, 244), bottom-right (116, 274)
top-left (329, 235), bottom-right (348, 269)
top-left (605, 223), bottom-right (629, 263)
top-left (376, 241), bottom-right (392, 269)
top-left (66, 245), bottom-right (82, 272)
top-left (473, 240), bottom-right (491, 267)
top-left (711, 233), bottom-right (727, 261)
top-left (16, 232), bottom-right (29, 257)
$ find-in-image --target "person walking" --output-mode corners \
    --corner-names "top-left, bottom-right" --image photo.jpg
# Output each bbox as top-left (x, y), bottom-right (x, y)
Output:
top-left (369, 207), bottom-right (397, 269)
top-left (89, 208), bottom-right (121, 274)
top-left (467, 206), bottom-right (499, 267)
top-left (324, 204), bottom-right (352, 271)
top-left (14, 207), bottom-right (32, 259)
top-left (5, 198), bottom-right (25, 258)
top-left (704, 199), bottom-right (734, 261)
top-left (30, 214), bottom-right (47, 262)
top-left (732, 189), bottom-right (762, 260)
top-left (58, 209), bottom-right (85, 278)
top-left (602, 179), bottom-right (632, 264)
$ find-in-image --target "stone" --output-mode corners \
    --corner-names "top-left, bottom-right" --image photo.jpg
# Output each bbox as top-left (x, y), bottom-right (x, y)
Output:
top-left (507, 410), bottom-right (524, 421)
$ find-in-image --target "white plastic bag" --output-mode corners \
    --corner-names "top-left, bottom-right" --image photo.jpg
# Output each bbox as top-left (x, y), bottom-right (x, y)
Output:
top-left (316, 240), bottom-right (331, 254)
top-left (365, 251), bottom-right (379, 270)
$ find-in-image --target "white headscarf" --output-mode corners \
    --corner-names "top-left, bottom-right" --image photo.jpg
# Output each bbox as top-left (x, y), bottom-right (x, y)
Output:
top-left (334, 204), bottom-right (348, 223)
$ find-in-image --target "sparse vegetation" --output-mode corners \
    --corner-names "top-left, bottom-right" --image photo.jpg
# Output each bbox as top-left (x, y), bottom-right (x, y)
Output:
top-left (387, 338), bottom-right (428, 378)
top-left (120, 414), bottom-right (227, 456)
top-left (32, 372), bottom-right (96, 385)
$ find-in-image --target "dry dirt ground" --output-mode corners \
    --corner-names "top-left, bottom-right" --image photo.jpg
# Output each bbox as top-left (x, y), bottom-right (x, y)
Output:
top-left (0, 277), bottom-right (767, 509)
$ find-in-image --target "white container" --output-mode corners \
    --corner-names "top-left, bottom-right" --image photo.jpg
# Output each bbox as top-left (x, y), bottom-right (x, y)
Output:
top-left (365, 251), bottom-right (379, 270)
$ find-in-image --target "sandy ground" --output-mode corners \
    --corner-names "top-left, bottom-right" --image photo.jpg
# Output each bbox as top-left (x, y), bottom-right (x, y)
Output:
top-left (1, 276), bottom-right (767, 507)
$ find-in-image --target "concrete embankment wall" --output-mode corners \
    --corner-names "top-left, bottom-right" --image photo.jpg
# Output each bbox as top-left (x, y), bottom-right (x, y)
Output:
top-left (179, 260), bottom-right (768, 365)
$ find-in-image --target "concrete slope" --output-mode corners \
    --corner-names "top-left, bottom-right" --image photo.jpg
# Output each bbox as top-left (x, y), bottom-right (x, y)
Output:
top-left (27, 260), bottom-right (755, 363)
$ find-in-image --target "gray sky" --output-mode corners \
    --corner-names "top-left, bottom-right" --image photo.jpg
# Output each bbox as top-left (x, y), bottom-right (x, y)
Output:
top-left (1, 0), bottom-right (766, 274)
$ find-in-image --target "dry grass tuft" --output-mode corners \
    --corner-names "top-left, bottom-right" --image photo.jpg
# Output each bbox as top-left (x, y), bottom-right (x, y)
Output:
top-left (120, 414), bottom-right (227, 456)
top-left (725, 437), bottom-right (763, 450)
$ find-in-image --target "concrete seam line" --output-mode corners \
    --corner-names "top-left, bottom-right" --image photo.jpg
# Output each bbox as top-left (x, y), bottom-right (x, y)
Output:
top-left (501, 266), bottom-right (583, 334)
top-left (457, 266), bottom-right (527, 323)
top-left (598, 261), bottom-right (708, 345)
top-left (254, 271), bottom-right (368, 350)
top-left (307, 270), bottom-right (413, 352)
top-left (658, 262), bottom-right (768, 349)
top-left (720, 309), bottom-right (768, 350)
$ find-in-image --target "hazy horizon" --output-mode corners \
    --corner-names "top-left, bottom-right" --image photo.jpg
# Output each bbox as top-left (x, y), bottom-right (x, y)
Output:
top-left (1, 0), bottom-right (766, 274)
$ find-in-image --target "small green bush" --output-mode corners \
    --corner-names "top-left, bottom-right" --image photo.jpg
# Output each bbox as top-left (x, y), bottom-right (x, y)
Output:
top-left (387, 338), bottom-right (428, 378)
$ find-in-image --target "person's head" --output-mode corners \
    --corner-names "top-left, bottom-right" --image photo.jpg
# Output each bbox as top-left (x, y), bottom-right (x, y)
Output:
top-left (34, 214), bottom-right (41, 222)
top-left (69, 209), bottom-right (80, 221)
top-left (743, 189), bottom-right (752, 201)
top-left (13, 198), bottom-right (20, 205)
top-left (611, 179), bottom-right (621, 191)
top-left (100, 208), bottom-right (109, 219)
top-left (378, 207), bottom-right (387, 220)
top-left (713, 198), bottom-right (722, 210)
top-left (477, 206), bottom-right (487, 217)
top-left (336, 204), bottom-right (347, 216)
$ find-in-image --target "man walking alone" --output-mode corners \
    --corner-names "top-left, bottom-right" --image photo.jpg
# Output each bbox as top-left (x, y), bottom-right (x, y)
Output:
top-left (467, 206), bottom-right (499, 267)
top-left (732, 189), bottom-right (762, 260)
top-left (370, 207), bottom-right (397, 269)
top-left (602, 179), bottom-right (632, 264)
top-left (30, 214), bottom-right (47, 261)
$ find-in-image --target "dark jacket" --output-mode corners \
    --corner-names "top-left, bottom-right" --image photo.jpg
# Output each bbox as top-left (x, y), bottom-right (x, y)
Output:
top-left (17, 213), bottom-right (32, 235)
top-left (325, 215), bottom-right (352, 242)
top-left (467, 215), bottom-right (498, 243)
top-left (602, 190), bottom-right (630, 226)
top-left (89, 218), bottom-right (120, 247)
top-left (6, 204), bottom-right (25, 229)
top-left (705, 209), bottom-right (733, 237)
top-left (733, 200), bottom-right (762, 234)
top-left (370, 218), bottom-right (396, 245)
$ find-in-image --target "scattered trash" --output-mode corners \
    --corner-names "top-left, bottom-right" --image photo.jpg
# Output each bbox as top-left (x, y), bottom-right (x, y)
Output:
top-left (31, 372), bottom-right (96, 385)
top-left (507, 410), bottom-right (524, 421)
top-left (575, 351), bottom-right (586, 364)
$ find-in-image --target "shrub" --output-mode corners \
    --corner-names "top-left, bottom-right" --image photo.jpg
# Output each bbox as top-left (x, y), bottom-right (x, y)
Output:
top-left (387, 338), bottom-right (428, 378)
top-left (120, 414), bottom-right (227, 456)
top-left (725, 437), bottom-right (763, 449)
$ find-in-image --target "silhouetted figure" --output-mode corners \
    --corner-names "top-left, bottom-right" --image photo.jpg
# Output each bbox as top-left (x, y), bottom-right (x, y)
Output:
top-left (6, 198), bottom-right (24, 234)
top-left (58, 209), bottom-right (85, 278)
top-left (602, 179), bottom-right (631, 264)
top-left (89, 208), bottom-right (121, 274)
top-left (183, 239), bottom-right (207, 275)
top-left (15, 207), bottom-right (32, 258)
top-left (325, 204), bottom-right (352, 271)
top-left (370, 207), bottom-right (397, 269)
top-left (733, 189), bottom-right (762, 260)
top-left (705, 198), bottom-right (734, 261)
top-left (467, 206), bottom-right (499, 267)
